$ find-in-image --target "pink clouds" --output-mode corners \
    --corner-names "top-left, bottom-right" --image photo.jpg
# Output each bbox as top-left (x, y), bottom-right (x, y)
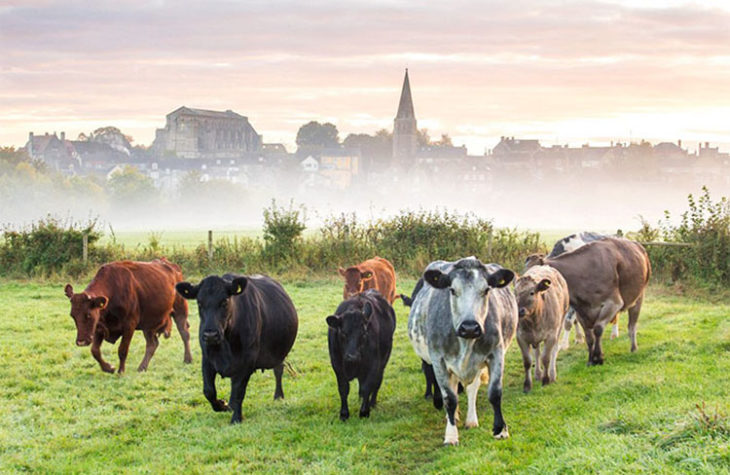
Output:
top-left (1, 1), bottom-right (729, 152)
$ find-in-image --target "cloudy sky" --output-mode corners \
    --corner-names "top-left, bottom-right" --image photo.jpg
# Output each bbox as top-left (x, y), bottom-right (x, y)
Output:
top-left (1, 0), bottom-right (729, 153)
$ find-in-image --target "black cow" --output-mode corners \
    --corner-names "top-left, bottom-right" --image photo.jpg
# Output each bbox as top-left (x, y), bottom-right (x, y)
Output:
top-left (176, 274), bottom-right (298, 424)
top-left (326, 289), bottom-right (396, 421)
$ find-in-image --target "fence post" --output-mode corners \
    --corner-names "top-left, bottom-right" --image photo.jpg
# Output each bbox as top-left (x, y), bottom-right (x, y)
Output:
top-left (208, 230), bottom-right (213, 262)
top-left (82, 233), bottom-right (88, 264)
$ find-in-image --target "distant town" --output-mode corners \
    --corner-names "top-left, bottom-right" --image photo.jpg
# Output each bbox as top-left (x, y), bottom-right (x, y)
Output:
top-left (20, 70), bottom-right (730, 194)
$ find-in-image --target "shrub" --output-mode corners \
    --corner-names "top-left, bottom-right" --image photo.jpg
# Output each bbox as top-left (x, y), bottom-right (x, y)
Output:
top-left (262, 199), bottom-right (307, 267)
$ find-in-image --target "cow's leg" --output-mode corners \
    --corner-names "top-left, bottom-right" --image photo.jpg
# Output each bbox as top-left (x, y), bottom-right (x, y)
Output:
top-left (590, 299), bottom-right (623, 365)
top-left (423, 362), bottom-right (443, 409)
top-left (229, 369), bottom-right (253, 424)
top-left (202, 358), bottom-right (228, 412)
top-left (91, 331), bottom-right (114, 373)
top-left (433, 361), bottom-right (459, 446)
top-left (487, 348), bottom-right (509, 439)
top-left (335, 371), bottom-right (350, 421)
top-left (273, 363), bottom-right (285, 400)
top-left (138, 330), bottom-right (159, 372)
top-left (173, 296), bottom-right (193, 364)
top-left (369, 365), bottom-right (386, 409)
top-left (517, 336), bottom-right (533, 393)
top-left (422, 360), bottom-right (434, 399)
top-left (610, 314), bottom-right (620, 340)
top-left (116, 327), bottom-right (135, 374)
top-left (465, 369), bottom-right (485, 428)
top-left (533, 344), bottom-right (542, 382)
top-left (541, 337), bottom-right (558, 385)
top-left (628, 295), bottom-right (643, 353)
top-left (560, 308), bottom-right (575, 350)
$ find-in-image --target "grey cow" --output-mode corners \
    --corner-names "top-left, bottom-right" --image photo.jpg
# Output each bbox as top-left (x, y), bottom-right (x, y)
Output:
top-left (514, 265), bottom-right (570, 392)
top-left (408, 257), bottom-right (517, 445)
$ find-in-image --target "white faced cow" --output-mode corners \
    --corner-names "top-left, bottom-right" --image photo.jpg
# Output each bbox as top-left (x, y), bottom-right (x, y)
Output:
top-left (408, 257), bottom-right (517, 446)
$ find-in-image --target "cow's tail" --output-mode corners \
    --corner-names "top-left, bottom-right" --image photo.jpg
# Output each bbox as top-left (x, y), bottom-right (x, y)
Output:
top-left (399, 294), bottom-right (413, 307)
top-left (284, 360), bottom-right (297, 378)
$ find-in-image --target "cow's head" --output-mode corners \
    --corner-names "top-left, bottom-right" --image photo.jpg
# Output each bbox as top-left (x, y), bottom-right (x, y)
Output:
top-left (523, 253), bottom-right (546, 271)
top-left (326, 300), bottom-right (374, 363)
top-left (64, 284), bottom-right (108, 346)
top-left (176, 275), bottom-right (247, 348)
top-left (515, 275), bottom-right (551, 319)
top-left (338, 266), bottom-right (373, 299)
top-left (424, 258), bottom-right (514, 339)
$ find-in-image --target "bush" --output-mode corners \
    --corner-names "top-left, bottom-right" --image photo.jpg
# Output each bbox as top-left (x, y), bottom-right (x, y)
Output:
top-left (0, 216), bottom-right (101, 276)
top-left (262, 199), bottom-right (307, 267)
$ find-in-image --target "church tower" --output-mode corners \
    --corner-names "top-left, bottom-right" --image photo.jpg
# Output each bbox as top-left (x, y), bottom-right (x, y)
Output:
top-left (392, 69), bottom-right (418, 162)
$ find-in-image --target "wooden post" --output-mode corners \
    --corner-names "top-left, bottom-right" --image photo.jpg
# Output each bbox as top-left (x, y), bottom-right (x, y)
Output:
top-left (82, 233), bottom-right (88, 264)
top-left (208, 230), bottom-right (213, 262)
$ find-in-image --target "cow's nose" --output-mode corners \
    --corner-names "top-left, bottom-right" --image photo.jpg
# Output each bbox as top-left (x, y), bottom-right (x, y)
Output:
top-left (457, 320), bottom-right (482, 338)
top-left (344, 353), bottom-right (358, 362)
top-left (203, 330), bottom-right (220, 344)
top-left (76, 339), bottom-right (86, 347)
top-left (518, 308), bottom-right (526, 318)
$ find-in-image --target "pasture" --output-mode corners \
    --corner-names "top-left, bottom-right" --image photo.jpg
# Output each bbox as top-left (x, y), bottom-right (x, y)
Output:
top-left (0, 279), bottom-right (728, 473)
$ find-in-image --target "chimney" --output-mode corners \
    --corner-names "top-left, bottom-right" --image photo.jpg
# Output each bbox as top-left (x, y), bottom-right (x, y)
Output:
top-left (677, 139), bottom-right (682, 149)
top-left (29, 132), bottom-right (34, 141)
top-left (60, 131), bottom-right (65, 141)
top-left (705, 142), bottom-right (710, 149)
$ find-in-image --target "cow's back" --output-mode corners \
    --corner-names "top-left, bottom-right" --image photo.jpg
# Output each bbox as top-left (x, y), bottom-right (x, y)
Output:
top-left (363, 257), bottom-right (397, 302)
top-left (232, 275), bottom-right (298, 369)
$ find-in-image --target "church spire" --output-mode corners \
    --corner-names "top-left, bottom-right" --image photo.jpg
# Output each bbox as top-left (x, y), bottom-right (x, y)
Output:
top-left (396, 68), bottom-right (415, 119)
top-left (393, 69), bottom-right (418, 162)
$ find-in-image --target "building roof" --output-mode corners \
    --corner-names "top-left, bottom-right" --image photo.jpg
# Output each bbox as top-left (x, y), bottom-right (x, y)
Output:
top-left (395, 69), bottom-right (415, 119)
top-left (167, 106), bottom-right (247, 120)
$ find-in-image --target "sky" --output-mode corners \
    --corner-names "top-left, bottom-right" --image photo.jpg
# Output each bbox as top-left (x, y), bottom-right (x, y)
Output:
top-left (1, 0), bottom-right (730, 154)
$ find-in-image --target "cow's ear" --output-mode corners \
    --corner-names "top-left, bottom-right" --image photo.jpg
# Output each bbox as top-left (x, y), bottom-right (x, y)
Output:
top-left (488, 269), bottom-right (515, 288)
top-left (326, 315), bottom-right (341, 328)
top-left (338, 267), bottom-right (346, 277)
top-left (360, 271), bottom-right (374, 281)
top-left (176, 282), bottom-right (199, 300)
top-left (536, 279), bottom-right (552, 292)
top-left (64, 284), bottom-right (74, 299)
top-left (424, 270), bottom-right (451, 289)
top-left (229, 277), bottom-right (248, 296)
top-left (362, 302), bottom-right (373, 320)
top-left (91, 296), bottom-right (108, 309)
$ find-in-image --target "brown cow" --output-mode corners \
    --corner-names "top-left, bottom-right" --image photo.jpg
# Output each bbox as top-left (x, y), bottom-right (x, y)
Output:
top-left (64, 258), bottom-right (192, 373)
top-left (514, 265), bottom-right (570, 392)
top-left (338, 256), bottom-right (397, 303)
top-left (525, 237), bottom-right (651, 366)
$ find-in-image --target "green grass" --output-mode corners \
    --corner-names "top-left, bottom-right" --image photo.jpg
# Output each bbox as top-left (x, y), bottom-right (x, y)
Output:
top-left (99, 229), bottom-right (262, 250)
top-left (0, 280), bottom-right (728, 473)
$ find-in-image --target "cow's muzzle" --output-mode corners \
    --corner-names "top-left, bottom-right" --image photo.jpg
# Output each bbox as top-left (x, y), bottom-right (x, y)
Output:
top-left (344, 352), bottom-right (359, 363)
top-left (203, 330), bottom-right (222, 346)
top-left (457, 320), bottom-right (482, 339)
top-left (76, 338), bottom-right (91, 347)
top-left (518, 308), bottom-right (527, 318)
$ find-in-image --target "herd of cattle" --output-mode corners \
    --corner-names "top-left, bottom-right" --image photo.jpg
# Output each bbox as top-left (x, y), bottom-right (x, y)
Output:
top-left (64, 233), bottom-right (651, 446)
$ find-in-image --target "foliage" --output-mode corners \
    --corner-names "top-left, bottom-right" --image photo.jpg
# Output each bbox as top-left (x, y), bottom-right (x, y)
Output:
top-left (295, 121), bottom-right (340, 156)
top-left (639, 187), bottom-right (730, 285)
top-left (262, 199), bottom-right (307, 267)
top-left (107, 165), bottom-right (157, 204)
top-left (0, 216), bottom-right (101, 277)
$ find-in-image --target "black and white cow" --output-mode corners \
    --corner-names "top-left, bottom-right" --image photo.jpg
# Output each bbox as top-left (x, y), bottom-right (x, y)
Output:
top-left (176, 274), bottom-right (298, 424)
top-left (408, 257), bottom-right (517, 445)
top-left (326, 289), bottom-right (396, 421)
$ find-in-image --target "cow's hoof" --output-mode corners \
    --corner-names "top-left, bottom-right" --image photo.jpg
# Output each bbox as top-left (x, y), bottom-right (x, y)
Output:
top-left (274, 393), bottom-right (284, 401)
top-left (523, 382), bottom-right (532, 393)
top-left (542, 376), bottom-right (551, 386)
top-left (101, 365), bottom-right (115, 373)
top-left (424, 393), bottom-right (433, 400)
top-left (359, 409), bottom-right (370, 418)
top-left (137, 365), bottom-right (148, 372)
top-left (184, 355), bottom-right (193, 364)
top-left (340, 410), bottom-right (350, 421)
top-left (230, 416), bottom-right (242, 425)
top-left (465, 420), bottom-right (479, 429)
top-left (443, 440), bottom-right (459, 446)
top-left (493, 425), bottom-right (510, 440)
top-left (212, 399), bottom-right (229, 412)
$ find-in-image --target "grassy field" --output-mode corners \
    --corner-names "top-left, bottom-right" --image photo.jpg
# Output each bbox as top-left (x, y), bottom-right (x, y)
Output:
top-left (99, 229), bottom-right (262, 250)
top-left (0, 279), bottom-right (728, 473)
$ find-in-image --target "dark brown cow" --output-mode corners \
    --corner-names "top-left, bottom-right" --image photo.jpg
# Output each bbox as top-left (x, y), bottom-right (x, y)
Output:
top-left (338, 256), bottom-right (397, 303)
top-left (64, 258), bottom-right (193, 373)
top-left (525, 237), bottom-right (651, 366)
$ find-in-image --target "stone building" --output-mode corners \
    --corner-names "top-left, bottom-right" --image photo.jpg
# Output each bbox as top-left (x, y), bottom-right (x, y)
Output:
top-left (153, 106), bottom-right (261, 159)
top-left (392, 69), bottom-right (418, 163)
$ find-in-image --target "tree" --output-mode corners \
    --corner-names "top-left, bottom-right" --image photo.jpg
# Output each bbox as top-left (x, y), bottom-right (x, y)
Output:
top-left (343, 129), bottom-right (393, 167)
top-left (107, 166), bottom-right (156, 205)
top-left (295, 121), bottom-right (340, 157)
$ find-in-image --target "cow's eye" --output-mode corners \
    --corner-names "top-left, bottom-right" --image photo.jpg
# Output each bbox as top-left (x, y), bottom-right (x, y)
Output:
top-left (449, 288), bottom-right (456, 295)
top-left (530, 291), bottom-right (535, 296)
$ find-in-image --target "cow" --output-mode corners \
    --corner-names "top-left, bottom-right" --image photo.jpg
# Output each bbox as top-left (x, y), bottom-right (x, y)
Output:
top-left (64, 258), bottom-right (192, 374)
top-left (514, 265), bottom-right (570, 392)
top-left (338, 256), bottom-right (397, 303)
top-left (525, 237), bottom-right (651, 366)
top-left (176, 274), bottom-right (298, 424)
top-left (408, 257), bottom-right (517, 445)
top-left (326, 289), bottom-right (396, 421)
top-left (544, 231), bottom-right (621, 347)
